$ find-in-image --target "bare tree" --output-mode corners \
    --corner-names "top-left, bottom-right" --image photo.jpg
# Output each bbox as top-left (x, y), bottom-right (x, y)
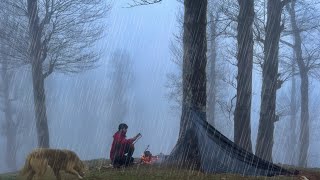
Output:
top-left (0, 66), bottom-right (33, 172)
top-left (255, 0), bottom-right (292, 162)
top-left (0, 62), bottom-right (18, 171)
top-left (289, 61), bottom-right (298, 165)
top-left (207, 0), bottom-right (237, 129)
top-left (165, 7), bottom-right (183, 112)
top-left (285, 0), bottom-right (320, 167)
top-left (233, 0), bottom-right (254, 153)
top-left (0, 46), bottom-right (31, 172)
top-left (0, 0), bottom-right (109, 147)
top-left (277, 57), bottom-right (300, 165)
top-left (0, 8), bottom-right (25, 170)
top-left (207, 12), bottom-right (218, 126)
top-left (108, 50), bottom-right (134, 126)
top-left (166, 0), bottom-right (238, 127)
top-left (166, 0), bottom-right (208, 169)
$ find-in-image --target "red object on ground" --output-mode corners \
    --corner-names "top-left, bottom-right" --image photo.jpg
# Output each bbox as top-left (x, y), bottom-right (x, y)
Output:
top-left (140, 150), bottom-right (159, 164)
top-left (140, 155), bottom-right (159, 164)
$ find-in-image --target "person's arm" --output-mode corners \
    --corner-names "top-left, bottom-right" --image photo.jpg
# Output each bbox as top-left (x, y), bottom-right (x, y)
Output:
top-left (118, 136), bottom-right (135, 145)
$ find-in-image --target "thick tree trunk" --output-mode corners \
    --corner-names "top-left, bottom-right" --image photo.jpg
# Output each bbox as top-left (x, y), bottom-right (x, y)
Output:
top-left (287, 1), bottom-right (309, 167)
top-left (256, 0), bottom-right (283, 162)
top-left (170, 0), bottom-right (207, 169)
top-left (178, 0), bottom-right (207, 139)
top-left (207, 12), bottom-right (217, 127)
top-left (27, 0), bottom-right (50, 148)
top-left (31, 63), bottom-right (50, 148)
top-left (234, 0), bottom-right (254, 153)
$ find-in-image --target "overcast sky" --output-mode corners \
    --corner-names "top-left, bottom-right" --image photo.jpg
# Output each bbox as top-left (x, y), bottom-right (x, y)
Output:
top-left (0, 0), bottom-right (182, 173)
top-left (46, 0), bottom-right (182, 159)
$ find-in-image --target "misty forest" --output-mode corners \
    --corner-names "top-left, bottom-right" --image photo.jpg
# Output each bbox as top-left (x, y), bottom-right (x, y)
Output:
top-left (1, 0), bottom-right (320, 179)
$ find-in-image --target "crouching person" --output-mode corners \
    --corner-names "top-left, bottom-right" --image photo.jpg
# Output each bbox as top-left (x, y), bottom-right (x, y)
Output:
top-left (110, 123), bottom-right (141, 168)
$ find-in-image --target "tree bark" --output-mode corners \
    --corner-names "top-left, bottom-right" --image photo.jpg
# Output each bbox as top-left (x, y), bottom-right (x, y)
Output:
top-left (287, 1), bottom-right (309, 167)
top-left (256, 0), bottom-right (283, 162)
top-left (169, 0), bottom-right (207, 169)
top-left (31, 63), bottom-right (50, 148)
top-left (234, 0), bottom-right (254, 153)
top-left (299, 74), bottom-right (309, 167)
top-left (289, 61), bottom-right (298, 165)
top-left (207, 12), bottom-right (218, 127)
top-left (27, 0), bottom-right (50, 148)
top-left (178, 0), bottom-right (207, 139)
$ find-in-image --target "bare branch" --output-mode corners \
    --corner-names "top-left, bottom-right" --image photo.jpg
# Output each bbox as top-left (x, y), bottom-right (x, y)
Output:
top-left (254, 32), bottom-right (265, 43)
top-left (280, 39), bottom-right (294, 48)
top-left (126, 0), bottom-right (162, 8)
top-left (281, 0), bottom-right (294, 8)
top-left (43, 60), bottom-right (55, 78)
top-left (1, 0), bottom-right (110, 76)
top-left (39, 0), bottom-right (54, 31)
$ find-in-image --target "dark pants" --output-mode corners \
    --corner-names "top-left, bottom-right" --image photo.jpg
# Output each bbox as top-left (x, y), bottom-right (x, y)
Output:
top-left (113, 145), bottom-right (135, 167)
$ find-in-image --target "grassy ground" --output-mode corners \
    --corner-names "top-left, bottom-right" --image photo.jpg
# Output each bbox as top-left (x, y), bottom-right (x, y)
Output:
top-left (1, 159), bottom-right (319, 180)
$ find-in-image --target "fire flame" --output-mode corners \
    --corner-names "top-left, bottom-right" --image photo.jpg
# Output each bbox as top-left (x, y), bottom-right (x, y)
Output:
top-left (140, 155), bottom-right (159, 164)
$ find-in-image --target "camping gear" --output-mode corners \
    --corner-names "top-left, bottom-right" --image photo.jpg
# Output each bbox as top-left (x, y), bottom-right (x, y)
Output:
top-left (140, 145), bottom-right (159, 164)
top-left (170, 107), bottom-right (298, 177)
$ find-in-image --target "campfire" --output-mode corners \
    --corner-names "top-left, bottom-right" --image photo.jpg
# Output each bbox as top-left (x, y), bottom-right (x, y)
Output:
top-left (140, 151), bottom-right (159, 164)
top-left (140, 145), bottom-right (160, 165)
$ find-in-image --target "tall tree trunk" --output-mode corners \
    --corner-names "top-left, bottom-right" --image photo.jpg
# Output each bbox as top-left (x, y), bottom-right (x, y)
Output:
top-left (1, 62), bottom-right (17, 171)
top-left (207, 12), bottom-right (218, 127)
top-left (299, 74), bottom-right (309, 167)
top-left (287, 1), bottom-right (309, 167)
top-left (27, 0), bottom-right (50, 148)
top-left (289, 62), bottom-right (298, 165)
top-left (31, 63), bottom-right (50, 148)
top-left (256, 0), bottom-right (283, 162)
top-left (170, 0), bottom-right (207, 169)
top-left (234, 0), bottom-right (254, 153)
top-left (179, 0), bottom-right (207, 139)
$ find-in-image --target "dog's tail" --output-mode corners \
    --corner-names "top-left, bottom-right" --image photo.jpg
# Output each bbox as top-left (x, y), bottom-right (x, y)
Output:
top-left (20, 154), bottom-right (32, 176)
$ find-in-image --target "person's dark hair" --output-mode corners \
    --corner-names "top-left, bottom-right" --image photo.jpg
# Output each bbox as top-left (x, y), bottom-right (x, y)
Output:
top-left (118, 123), bottom-right (128, 131)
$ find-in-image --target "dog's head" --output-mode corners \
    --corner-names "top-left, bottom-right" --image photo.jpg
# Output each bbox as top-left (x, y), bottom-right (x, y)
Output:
top-left (74, 159), bottom-right (88, 178)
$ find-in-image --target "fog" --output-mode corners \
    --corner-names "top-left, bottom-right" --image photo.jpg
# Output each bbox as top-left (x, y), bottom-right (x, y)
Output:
top-left (1, 0), bottom-right (320, 174)
top-left (0, 0), bottom-right (180, 173)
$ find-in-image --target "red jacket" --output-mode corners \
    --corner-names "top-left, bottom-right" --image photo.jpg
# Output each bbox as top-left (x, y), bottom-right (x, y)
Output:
top-left (110, 131), bottom-right (134, 161)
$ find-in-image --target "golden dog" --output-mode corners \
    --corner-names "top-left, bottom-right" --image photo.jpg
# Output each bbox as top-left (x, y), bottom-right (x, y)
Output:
top-left (20, 148), bottom-right (87, 180)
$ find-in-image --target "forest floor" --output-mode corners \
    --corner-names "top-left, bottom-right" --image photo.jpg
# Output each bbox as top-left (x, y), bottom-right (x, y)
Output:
top-left (1, 159), bottom-right (320, 180)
